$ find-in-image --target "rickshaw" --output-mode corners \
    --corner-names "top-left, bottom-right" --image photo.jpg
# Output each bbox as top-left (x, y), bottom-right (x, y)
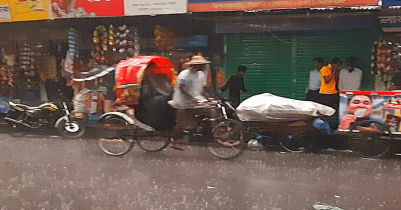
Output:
top-left (96, 56), bottom-right (246, 159)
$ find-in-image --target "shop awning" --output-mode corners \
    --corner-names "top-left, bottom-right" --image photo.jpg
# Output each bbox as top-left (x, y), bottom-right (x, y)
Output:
top-left (73, 65), bottom-right (116, 82)
top-left (116, 55), bottom-right (175, 88)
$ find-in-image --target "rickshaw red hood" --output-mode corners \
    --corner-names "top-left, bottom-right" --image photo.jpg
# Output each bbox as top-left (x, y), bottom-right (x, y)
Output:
top-left (116, 56), bottom-right (175, 87)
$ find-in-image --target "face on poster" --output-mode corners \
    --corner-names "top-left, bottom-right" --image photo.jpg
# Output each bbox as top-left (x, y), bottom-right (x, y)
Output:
top-left (339, 93), bottom-right (401, 132)
top-left (52, 0), bottom-right (124, 18)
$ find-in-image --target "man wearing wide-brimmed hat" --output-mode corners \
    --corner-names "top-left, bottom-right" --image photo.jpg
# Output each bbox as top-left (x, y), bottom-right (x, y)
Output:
top-left (169, 53), bottom-right (210, 150)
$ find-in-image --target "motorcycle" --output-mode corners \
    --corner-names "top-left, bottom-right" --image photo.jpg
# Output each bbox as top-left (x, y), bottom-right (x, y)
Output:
top-left (4, 100), bottom-right (85, 138)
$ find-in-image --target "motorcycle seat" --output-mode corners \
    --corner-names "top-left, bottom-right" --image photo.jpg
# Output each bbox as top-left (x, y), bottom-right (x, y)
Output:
top-left (9, 102), bottom-right (53, 110)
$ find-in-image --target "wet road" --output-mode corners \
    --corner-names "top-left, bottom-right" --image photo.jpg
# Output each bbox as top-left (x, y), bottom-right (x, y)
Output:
top-left (0, 134), bottom-right (400, 210)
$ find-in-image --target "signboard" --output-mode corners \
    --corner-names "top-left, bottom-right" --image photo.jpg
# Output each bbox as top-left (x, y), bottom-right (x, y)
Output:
top-left (8, 0), bottom-right (51, 21)
top-left (52, 0), bottom-right (186, 18)
top-left (188, 0), bottom-right (379, 12)
top-left (216, 14), bottom-right (377, 33)
top-left (382, 0), bottom-right (401, 8)
top-left (51, 0), bottom-right (124, 18)
top-left (379, 16), bottom-right (401, 32)
top-left (124, 0), bottom-right (187, 16)
top-left (178, 35), bottom-right (208, 48)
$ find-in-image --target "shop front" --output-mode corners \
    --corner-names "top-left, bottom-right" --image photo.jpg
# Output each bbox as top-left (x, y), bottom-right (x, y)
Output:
top-left (0, 21), bottom-right (72, 113)
top-left (34, 15), bottom-right (218, 120)
top-left (374, 12), bottom-right (401, 91)
top-left (217, 12), bottom-right (381, 100)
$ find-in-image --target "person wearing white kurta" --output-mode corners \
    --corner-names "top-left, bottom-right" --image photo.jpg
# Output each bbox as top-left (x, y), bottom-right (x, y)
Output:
top-left (305, 58), bottom-right (324, 102)
top-left (339, 57), bottom-right (363, 91)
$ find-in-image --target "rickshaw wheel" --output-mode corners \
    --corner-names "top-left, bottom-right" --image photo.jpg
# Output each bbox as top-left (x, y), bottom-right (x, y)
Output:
top-left (97, 117), bottom-right (135, 156)
top-left (137, 132), bottom-right (171, 152)
top-left (278, 134), bottom-right (315, 153)
top-left (207, 120), bottom-right (245, 160)
top-left (348, 120), bottom-right (393, 158)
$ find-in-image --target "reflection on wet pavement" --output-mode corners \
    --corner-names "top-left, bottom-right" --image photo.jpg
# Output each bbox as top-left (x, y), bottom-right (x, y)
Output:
top-left (0, 134), bottom-right (399, 209)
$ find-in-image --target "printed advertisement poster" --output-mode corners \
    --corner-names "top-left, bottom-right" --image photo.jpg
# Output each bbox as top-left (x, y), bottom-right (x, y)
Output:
top-left (9, 0), bottom-right (51, 21)
top-left (124, 0), bottom-right (187, 16)
top-left (188, 0), bottom-right (379, 12)
top-left (339, 91), bottom-right (401, 132)
top-left (52, 0), bottom-right (124, 18)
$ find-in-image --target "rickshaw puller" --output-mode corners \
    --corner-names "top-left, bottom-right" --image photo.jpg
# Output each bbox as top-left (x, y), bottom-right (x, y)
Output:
top-left (169, 54), bottom-right (210, 151)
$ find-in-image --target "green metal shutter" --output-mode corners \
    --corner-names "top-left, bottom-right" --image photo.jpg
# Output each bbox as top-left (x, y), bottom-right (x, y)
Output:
top-left (224, 31), bottom-right (379, 101)
top-left (224, 34), bottom-right (293, 100)
top-left (294, 31), bottom-right (379, 99)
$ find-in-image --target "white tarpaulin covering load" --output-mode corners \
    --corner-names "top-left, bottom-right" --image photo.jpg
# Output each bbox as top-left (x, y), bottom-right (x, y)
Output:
top-left (236, 93), bottom-right (336, 122)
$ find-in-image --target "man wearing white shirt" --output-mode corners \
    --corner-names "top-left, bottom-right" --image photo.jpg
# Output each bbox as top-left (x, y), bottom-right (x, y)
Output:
top-left (339, 57), bottom-right (363, 91)
top-left (305, 57), bottom-right (324, 102)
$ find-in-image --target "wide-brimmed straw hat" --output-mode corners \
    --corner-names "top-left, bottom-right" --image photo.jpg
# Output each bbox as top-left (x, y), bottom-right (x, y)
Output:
top-left (185, 53), bottom-right (211, 65)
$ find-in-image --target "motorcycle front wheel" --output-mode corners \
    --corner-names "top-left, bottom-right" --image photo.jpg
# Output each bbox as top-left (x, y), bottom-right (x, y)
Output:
top-left (57, 119), bottom-right (86, 139)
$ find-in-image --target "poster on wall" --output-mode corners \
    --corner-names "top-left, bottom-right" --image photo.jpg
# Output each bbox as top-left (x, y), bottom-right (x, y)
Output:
top-left (382, 0), bottom-right (401, 8)
top-left (52, 0), bottom-right (124, 18)
top-left (188, 0), bottom-right (379, 12)
top-left (338, 91), bottom-right (401, 133)
top-left (124, 0), bottom-right (187, 16)
top-left (8, 0), bottom-right (51, 21)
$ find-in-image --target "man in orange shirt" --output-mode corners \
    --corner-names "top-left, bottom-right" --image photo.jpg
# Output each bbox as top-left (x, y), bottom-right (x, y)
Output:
top-left (319, 58), bottom-right (343, 110)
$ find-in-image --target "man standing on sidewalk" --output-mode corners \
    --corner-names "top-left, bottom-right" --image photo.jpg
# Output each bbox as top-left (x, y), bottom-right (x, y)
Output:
top-left (319, 58), bottom-right (343, 110)
top-left (305, 57), bottom-right (324, 102)
top-left (339, 57), bottom-right (363, 91)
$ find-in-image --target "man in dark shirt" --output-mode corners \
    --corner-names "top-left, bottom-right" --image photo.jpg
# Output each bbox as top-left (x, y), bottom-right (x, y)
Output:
top-left (221, 66), bottom-right (248, 107)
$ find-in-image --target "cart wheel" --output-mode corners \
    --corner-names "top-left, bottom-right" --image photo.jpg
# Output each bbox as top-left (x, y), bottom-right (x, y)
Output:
top-left (207, 120), bottom-right (245, 160)
top-left (278, 134), bottom-right (314, 153)
top-left (97, 117), bottom-right (135, 156)
top-left (348, 120), bottom-right (393, 158)
top-left (137, 132), bottom-right (171, 152)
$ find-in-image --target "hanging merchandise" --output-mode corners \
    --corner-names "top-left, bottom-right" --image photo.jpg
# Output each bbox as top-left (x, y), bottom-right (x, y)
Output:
top-left (0, 65), bottom-right (14, 97)
top-left (94, 24), bottom-right (140, 62)
top-left (371, 40), bottom-right (401, 90)
top-left (69, 28), bottom-right (82, 59)
top-left (19, 43), bottom-right (39, 91)
top-left (0, 51), bottom-right (14, 113)
top-left (41, 55), bottom-right (57, 81)
top-left (109, 24), bottom-right (116, 54)
top-left (64, 28), bottom-right (82, 83)
top-left (113, 25), bottom-right (140, 57)
top-left (154, 25), bottom-right (175, 52)
top-left (93, 25), bottom-right (108, 63)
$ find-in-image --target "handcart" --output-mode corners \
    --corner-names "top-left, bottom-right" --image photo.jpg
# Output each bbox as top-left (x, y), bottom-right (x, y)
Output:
top-left (242, 118), bottom-right (319, 152)
top-left (338, 91), bottom-right (401, 158)
top-left (96, 56), bottom-right (246, 160)
top-left (231, 93), bottom-right (336, 152)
